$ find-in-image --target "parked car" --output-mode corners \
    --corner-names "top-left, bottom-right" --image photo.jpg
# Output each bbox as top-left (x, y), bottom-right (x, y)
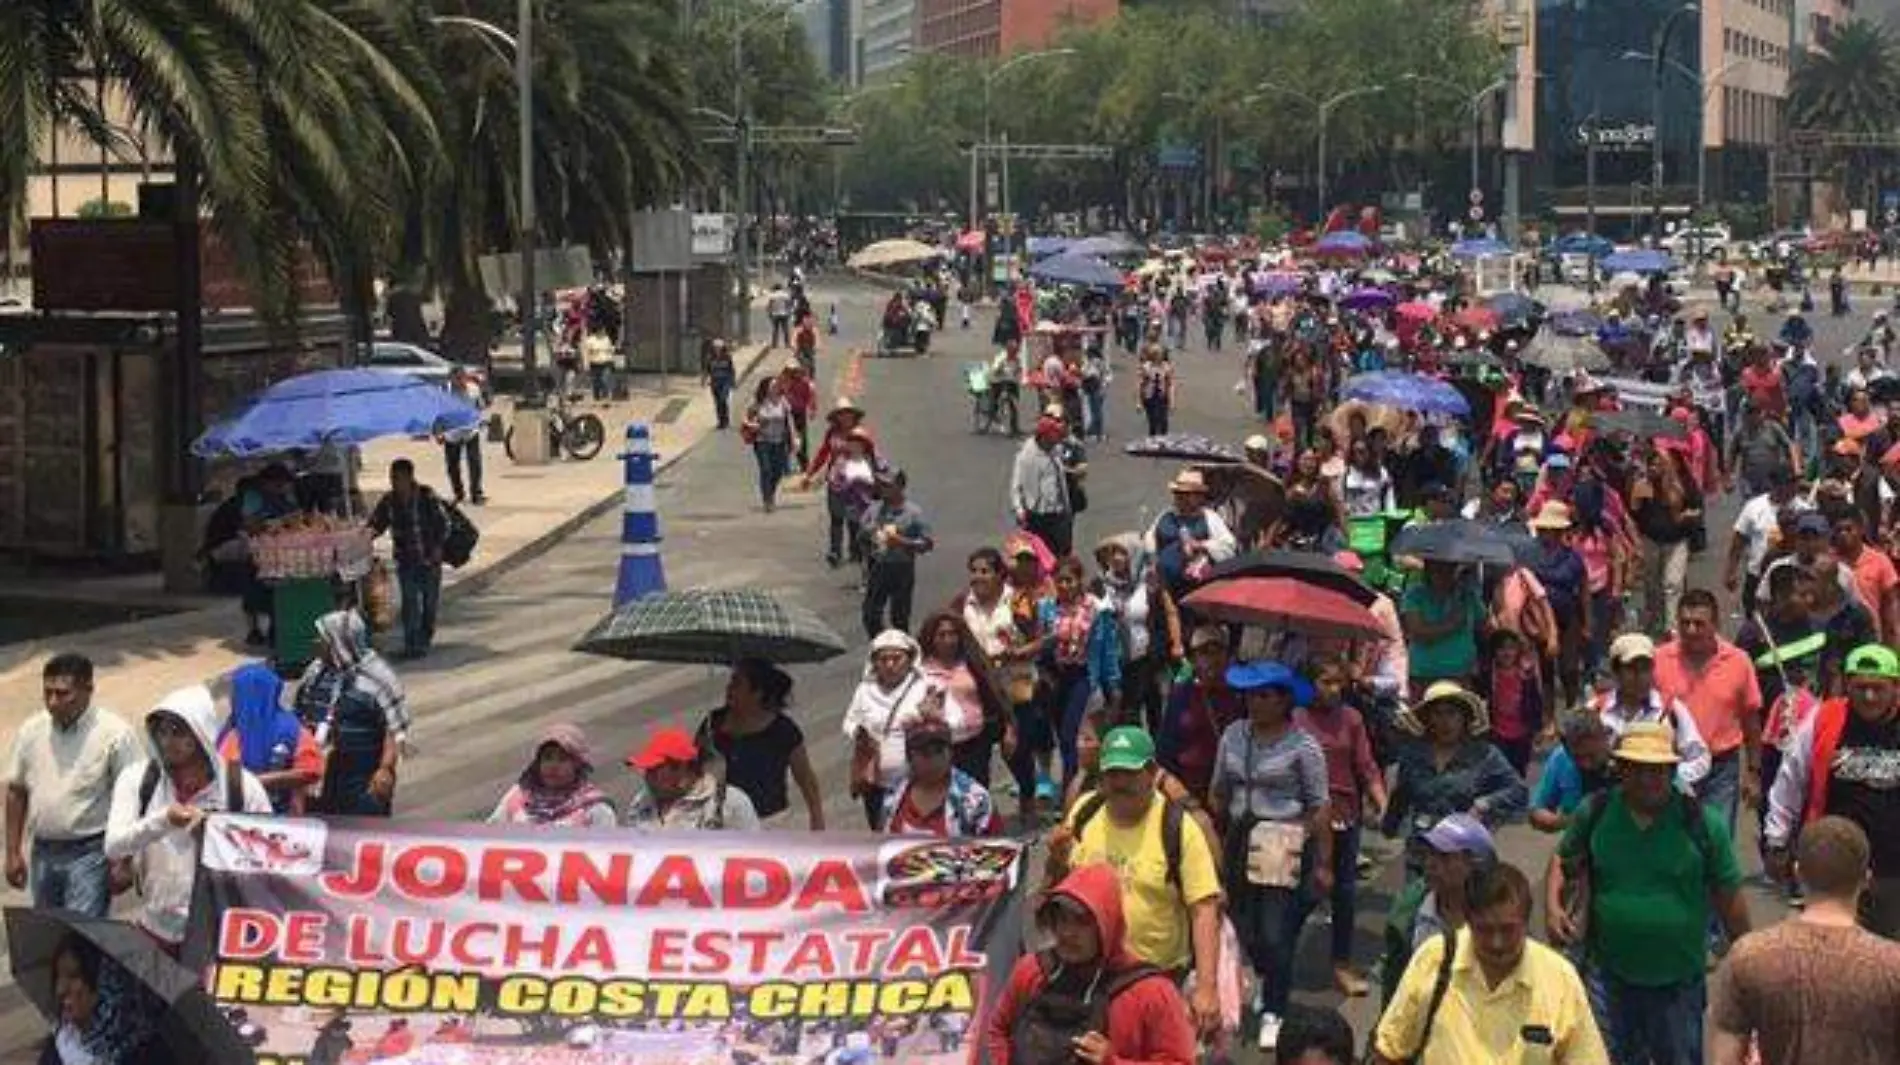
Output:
top-left (359, 341), bottom-right (487, 396)
top-left (1659, 225), bottom-right (1731, 261)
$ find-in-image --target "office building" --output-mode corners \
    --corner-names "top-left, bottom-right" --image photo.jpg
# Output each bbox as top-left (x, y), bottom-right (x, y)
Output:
top-left (855, 0), bottom-right (916, 81)
top-left (916, 0), bottom-right (1118, 59)
top-left (798, 0), bottom-right (855, 81)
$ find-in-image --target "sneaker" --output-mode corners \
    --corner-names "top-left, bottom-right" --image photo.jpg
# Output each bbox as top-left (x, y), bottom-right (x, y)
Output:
top-left (1256, 1013), bottom-right (1282, 1051)
top-left (1034, 774), bottom-right (1059, 803)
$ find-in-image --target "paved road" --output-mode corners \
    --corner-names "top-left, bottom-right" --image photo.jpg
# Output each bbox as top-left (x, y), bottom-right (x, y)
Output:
top-left (0, 275), bottom-right (1888, 1059)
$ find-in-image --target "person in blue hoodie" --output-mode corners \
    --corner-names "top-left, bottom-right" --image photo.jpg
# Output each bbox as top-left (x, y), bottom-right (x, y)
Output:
top-left (218, 662), bottom-right (321, 815)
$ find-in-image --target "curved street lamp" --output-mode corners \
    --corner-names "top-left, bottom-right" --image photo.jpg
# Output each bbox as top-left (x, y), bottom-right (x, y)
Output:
top-left (1253, 81), bottom-right (1388, 221)
top-left (1401, 72), bottom-right (1510, 208)
top-left (974, 48), bottom-right (1077, 228)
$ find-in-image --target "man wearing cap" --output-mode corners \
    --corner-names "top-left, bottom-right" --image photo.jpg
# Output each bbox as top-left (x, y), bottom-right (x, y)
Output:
top-left (1765, 643), bottom-right (1900, 937)
top-left (1145, 469), bottom-right (1237, 597)
top-left (1547, 722), bottom-right (1750, 1065)
top-left (1010, 415), bottom-right (1075, 558)
top-left (1593, 634), bottom-right (1712, 790)
top-left (624, 727), bottom-right (760, 831)
top-left (1653, 589), bottom-right (1764, 833)
top-left (1724, 466), bottom-right (1808, 614)
top-left (1050, 726), bottom-right (1225, 1039)
top-left (1378, 813), bottom-right (1497, 1004)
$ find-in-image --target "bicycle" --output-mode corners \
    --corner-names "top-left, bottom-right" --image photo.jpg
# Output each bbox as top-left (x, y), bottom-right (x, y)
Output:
top-left (965, 364), bottom-right (1018, 436)
top-left (503, 395), bottom-right (606, 461)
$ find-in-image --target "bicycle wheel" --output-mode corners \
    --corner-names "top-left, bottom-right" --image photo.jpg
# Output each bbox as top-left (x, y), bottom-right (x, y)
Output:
top-left (998, 392), bottom-right (1018, 435)
top-left (970, 393), bottom-right (992, 435)
top-left (563, 413), bottom-right (606, 460)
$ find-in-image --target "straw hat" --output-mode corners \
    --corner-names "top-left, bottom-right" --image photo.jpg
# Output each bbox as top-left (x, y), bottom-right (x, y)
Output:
top-left (1397, 681), bottom-right (1490, 737)
top-left (1613, 721), bottom-right (1680, 765)
top-left (1527, 501), bottom-right (1574, 531)
top-left (1169, 469), bottom-right (1209, 495)
top-left (828, 396), bottom-right (863, 419)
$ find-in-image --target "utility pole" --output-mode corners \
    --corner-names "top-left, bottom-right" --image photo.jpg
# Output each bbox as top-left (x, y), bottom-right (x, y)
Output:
top-left (517, 0), bottom-right (540, 404)
top-left (1647, 3), bottom-right (1700, 243)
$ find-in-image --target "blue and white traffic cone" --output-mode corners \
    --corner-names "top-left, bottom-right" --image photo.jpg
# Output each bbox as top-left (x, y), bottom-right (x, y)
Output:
top-left (614, 423), bottom-right (667, 606)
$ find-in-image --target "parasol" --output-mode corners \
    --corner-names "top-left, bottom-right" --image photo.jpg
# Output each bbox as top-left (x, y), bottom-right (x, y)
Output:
top-left (1592, 407), bottom-right (1690, 440)
top-left (1342, 371), bottom-right (1472, 417)
top-left (575, 588), bottom-right (849, 664)
top-left (1389, 519), bottom-right (1522, 566)
top-left (1181, 578), bottom-right (1385, 640)
top-left (1453, 305), bottom-right (1502, 333)
top-left (847, 239), bottom-right (943, 269)
top-left (1340, 287), bottom-right (1396, 312)
top-left (1313, 231), bottom-right (1374, 258)
top-left (1123, 434), bottom-right (1243, 463)
top-left (1520, 329), bottom-right (1612, 373)
top-left (1396, 301), bottom-right (1438, 323)
top-left (1198, 549), bottom-right (1378, 605)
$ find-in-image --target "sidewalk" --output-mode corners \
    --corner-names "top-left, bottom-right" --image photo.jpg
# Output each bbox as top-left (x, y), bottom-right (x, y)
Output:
top-left (0, 345), bottom-right (772, 740)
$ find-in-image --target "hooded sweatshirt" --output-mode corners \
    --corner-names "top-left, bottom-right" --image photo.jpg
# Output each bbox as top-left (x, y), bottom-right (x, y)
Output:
top-left (985, 864), bottom-right (1197, 1065)
top-left (843, 631), bottom-right (937, 789)
top-left (105, 685), bottom-right (272, 944)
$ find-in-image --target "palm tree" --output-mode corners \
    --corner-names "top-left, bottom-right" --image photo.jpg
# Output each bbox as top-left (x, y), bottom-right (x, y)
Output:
top-left (1789, 19), bottom-right (1900, 212)
top-left (0, 0), bottom-right (439, 321)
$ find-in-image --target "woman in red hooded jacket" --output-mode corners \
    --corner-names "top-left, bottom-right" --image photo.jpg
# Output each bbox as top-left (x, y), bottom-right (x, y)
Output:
top-left (985, 864), bottom-right (1197, 1065)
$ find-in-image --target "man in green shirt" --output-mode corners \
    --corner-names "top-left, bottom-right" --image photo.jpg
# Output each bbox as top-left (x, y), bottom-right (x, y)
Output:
top-left (1543, 722), bottom-right (1752, 1065)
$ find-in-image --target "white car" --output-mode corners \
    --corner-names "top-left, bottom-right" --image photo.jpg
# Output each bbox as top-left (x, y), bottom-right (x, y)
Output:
top-left (360, 341), bottom-right (485, 392)
top-left (1660, 226), bottom-right (1731, 261)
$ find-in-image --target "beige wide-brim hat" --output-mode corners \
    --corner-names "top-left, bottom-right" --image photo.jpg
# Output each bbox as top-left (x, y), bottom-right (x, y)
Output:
top-left (1527, 501), bottom-right (1574, 531)
top-left (1396, 681), bottom-right (1491, 737)
top-left (1614, 721), bottom-right (1681, 765)
top-left (1169, 469), bottom-right (1209, 495)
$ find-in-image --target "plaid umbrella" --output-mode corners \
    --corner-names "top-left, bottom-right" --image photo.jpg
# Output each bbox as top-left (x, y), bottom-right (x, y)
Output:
top-left (1123, 434), bottom-right (1243, 463)
top-left (575, 588), bottom-right (849, 665)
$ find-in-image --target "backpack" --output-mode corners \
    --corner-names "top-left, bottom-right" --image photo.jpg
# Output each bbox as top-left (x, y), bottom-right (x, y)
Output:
top-left (1072, 792), bottom-right (1188, 892)
top-left (1009, 951), bottom-right (1162, 1065)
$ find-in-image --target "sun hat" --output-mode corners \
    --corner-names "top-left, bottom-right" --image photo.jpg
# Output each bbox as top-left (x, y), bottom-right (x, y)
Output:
top-left (1613, 721), bottom-right (1681, 765)
top-left (1244, 433), bottom-right (1272, 453)
top-left (1420, 813), bottom-right (1496, 859)
top-left (828, 396), bottom-right (862, 419)
top-left (1845, 643), bottom-right (1900, 680)
top-left (1098, 726), bottom-right (1158, 773)
top-left (1527, 500), bottom-right (1573, 531)
top-left (1399, 680), bottom-right (1490, 736)
top-left (1225, 661), bottom-right (1315, 705)
top-left (626, 726), bottom-right (698, 770)
top-left (1609, 632), bottom-right (1656, 666)
top-left (1169, 469), bottom-right (1209, 494)
top-left (1188, 625), bottom-right (1228, 652)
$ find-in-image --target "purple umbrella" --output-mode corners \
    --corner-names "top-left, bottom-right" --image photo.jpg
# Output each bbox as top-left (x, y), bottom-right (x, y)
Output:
top-left (1251, 271), bottom-right (1303, 296)
top-left (1339, 287), bottom-right (1394, 312)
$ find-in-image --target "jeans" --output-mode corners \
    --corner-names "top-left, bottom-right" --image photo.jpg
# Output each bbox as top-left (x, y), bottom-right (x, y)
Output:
top-left (1593, 971), bottom-right (1705, 1065)
top-left (443, 437), bottom-right (484, 502)
top-left (710, 377), bottom-right (734, 429)
top-left (826, 489), bottom-right (861, 564)
top-left (1291, 401), bottom-right (1318, 450)
top-left (1050, 664), bottom-right (1094, 785)
top-left (397, 561), bottom-right (443, 654)
top-left (590, 362), bottom-right (611, 401)
top-left (791, 410), bottom-right (810, 469)
top-left (861, 561), bottom-right (916, 639)
top-left (1642, 539), bottom-right (1689, 635)
top-left (753, 440), bottom-right (789, 506)
top-left (31, 835), bottom-right (111, 917)
top-left (1586, 590), bottom-right (1617, 677)
top-left (1084, 386), bottom-right (1106, 440)
top-left (1325, 825), bottom-right (1361, 964)
top-left (1791, 411), bottom-right (1819, 473)
top-left (1230, 838), bottom-right (1317, 1017)
top-left (1698, 751), bottom-right (1741, 832)
top-left (770, 315), bottom-right (791, 347)
top-left (1144, 397), bottom-right (1171, 436)
top-left (1008, 697), bottom-right (1055, 804)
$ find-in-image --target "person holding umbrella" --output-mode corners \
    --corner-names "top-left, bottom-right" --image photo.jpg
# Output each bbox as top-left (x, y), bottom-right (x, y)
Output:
top-left (38, 935), bottom-right (175, 1065)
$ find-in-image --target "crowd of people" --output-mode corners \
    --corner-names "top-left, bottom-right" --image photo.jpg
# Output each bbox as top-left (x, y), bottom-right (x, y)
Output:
top-left (9, 237), bottom-right (1900, 1065)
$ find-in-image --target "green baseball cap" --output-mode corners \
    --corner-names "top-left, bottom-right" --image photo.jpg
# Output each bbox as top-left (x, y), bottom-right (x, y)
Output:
top-left (1845, 644), bottom-right (1900, 680)
top-left (1098, 726), bottom-right (1157, 773)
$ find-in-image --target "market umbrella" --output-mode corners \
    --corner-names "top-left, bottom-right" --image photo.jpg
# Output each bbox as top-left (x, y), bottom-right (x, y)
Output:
top-left (1193, 463), bottom-right (1287, 548)
top-left (1550, 233), bottom-right (1614, 258)
top-left (575, 587), bottom-right (849, 664)
top-left (1252, 272), bottom-right (1304, 296)
top-left (1545, 309), bottom-right (1605, 337)
top-left (192, 368), bottom-right (482, 458)
top-left (1389, 519), bottom-right (1521, 566)
top-left (1123, 433), bottom-right (1243, 463)
top-left (1198, 549), bottom-right (1377, 605)
top-left (1028, 253), bottom-right (1127, 291)
top-left (1313, 231), bottom-right (1374, 258)
top-left (1395, 300), bottom-right (1438, 323)
top-left (1067, 234), bottom-right (1146, 258)
top-left (1450, 237), bottom-right (1510, 259)
top-left (1453, 305), bottom-right (1502, 333)
top-left (4, 909), bottom-right (257, 1064)
top-left (1026, 236), bottom-right (1070, 259)
top-left (1340, 287), bottom-right (1396, 312)
top-left (1342, 371), bottom-right (1471, 417)
top-left (1182, 578), bottom-right (1384, 640)
top-left (847, 238), bottom-right (942, 269)
top-left (1484, 291), bottom-right (1538, 326)
top-left (1599, 249), bottom-right (1678, 275)
top-left (1592, 407), bottom-right (1689, 440)
top-left (1520, 329), bottom-right (1611, 372)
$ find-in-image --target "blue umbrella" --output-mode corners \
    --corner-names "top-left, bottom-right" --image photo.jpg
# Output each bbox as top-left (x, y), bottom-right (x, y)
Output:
top-left (1340, 287), bottom-right (1395, 311)
top-left (1341, 371), bottom-right (1471, 417)
top-left (1026, 236), bottom-right (1070, 259)
top-left (1450, 237), bottom-right (1510, 259)
top-left (1599, 248), bottom-right (1678, 274)
top-left (1546, 309), bottom-right (1604, 337)
top-left (1027, 253), bottom-right (1126, 291)
top-left (1484, 291), bottom-right (1537, 325)
top-left (1252, 271), bottom-right (1303, 296)
top-left (1549, 233), bottom-right (1614, 258)
top-left (193, 368), bottom-right (483, 459)
top-left (1067, 233), bottom-right (1144, 258)
top-left (1314, 231), bottom-right (1374, 256)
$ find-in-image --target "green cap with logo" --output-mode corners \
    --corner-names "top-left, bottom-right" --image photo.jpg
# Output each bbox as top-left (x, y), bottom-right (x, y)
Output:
top-left (1845, 643), bottom-right (1900, 680)
top-left (1098, 726), bottom-right (1157, 773)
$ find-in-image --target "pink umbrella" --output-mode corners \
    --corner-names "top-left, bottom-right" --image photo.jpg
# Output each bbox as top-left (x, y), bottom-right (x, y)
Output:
top-left (956, 230), bottom-right (986, 253)
top-left (1396, 301), bottom-right (1437, 323)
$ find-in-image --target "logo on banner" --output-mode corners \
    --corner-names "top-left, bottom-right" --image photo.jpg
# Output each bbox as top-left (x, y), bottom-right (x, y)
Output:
top-left (879, 839), bottom-right (1019, 908)
top-left (204, 814), bottom-right (325, 876)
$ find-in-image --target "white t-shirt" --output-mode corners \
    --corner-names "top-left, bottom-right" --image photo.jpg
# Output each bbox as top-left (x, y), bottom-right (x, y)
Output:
top-left (1732, 493), bottom-right (1811, 575)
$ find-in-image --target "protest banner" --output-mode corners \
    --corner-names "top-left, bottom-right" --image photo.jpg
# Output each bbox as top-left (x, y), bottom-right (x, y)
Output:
top-left (189, 816), bottom-right (1028, 1065)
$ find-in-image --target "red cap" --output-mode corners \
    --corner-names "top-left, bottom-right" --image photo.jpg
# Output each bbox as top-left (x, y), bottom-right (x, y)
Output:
top-left (626, 726), bottom-right (698, 770)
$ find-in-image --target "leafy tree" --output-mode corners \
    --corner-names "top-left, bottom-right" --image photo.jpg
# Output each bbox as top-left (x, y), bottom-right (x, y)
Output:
top-left (1788, 19), bottom-right (1900, 213)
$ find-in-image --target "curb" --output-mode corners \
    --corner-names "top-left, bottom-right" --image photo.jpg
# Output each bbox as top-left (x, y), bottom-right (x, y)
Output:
top-left (440, 341), bottom-right (779, 604)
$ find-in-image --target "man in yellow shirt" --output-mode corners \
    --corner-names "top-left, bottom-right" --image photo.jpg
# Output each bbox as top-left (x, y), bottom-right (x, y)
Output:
top-left (1374, 862), bottom-right (1608, 1065)
top-left (1049, 726), bottom-right (1224, 1040)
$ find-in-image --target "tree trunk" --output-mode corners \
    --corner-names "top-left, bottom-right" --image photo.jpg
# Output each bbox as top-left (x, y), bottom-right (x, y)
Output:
top-left (439, 273), bottom-right (495, 370)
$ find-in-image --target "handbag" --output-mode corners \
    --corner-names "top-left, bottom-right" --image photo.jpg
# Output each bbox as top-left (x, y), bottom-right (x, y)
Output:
top-left (441, 501), bottom-right (480, 568)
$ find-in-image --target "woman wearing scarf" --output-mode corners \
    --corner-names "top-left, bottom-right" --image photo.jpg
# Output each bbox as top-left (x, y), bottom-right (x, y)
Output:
top-left (1095, 532), bottom-right (1183, 734)
top-left (843, 630), bottom-right (942, 829)
top-left (217, 662), bottom-right (322, 814)
top-left (292, 611), bottom-right (411, 817)
top-left (1035, 557), bottom-right (1123, 794)
top-left (486, 724), bottom-right (616, 827)
top-left (40, 936), bottom-right (172, 1065)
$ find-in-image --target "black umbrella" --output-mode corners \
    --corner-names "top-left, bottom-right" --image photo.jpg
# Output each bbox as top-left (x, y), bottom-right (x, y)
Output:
top-left (1592, 407), bottom-right (1689, 440)
top-left (1198, 549), bottom-right (1378, 605)
top-left (1389, 519), bottom-right (1521, 566)
top-left (4, 909), bottom-right (256, 1064)
top-left (1122, 434), bottom-right (1243, 463)
top-left (1520, 329), bottom-right (1612, 373)
top-left (575, 587), bottom-right (849, 665)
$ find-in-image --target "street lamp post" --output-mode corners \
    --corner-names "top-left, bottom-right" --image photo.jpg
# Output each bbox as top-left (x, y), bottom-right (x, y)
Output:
top-left (1400, 73), bottom-right (1510, 214)
top-left (730, 2), bottom-right (805, 342)
top-left (1622, 51), bottom-right (1755, 209)
top-left (1254, 81), bottom-right (1387, 222)
top-left (977, 48), bottom-right (1076, 228)
top-left (1637, 3), bottom-right (1700, 243)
